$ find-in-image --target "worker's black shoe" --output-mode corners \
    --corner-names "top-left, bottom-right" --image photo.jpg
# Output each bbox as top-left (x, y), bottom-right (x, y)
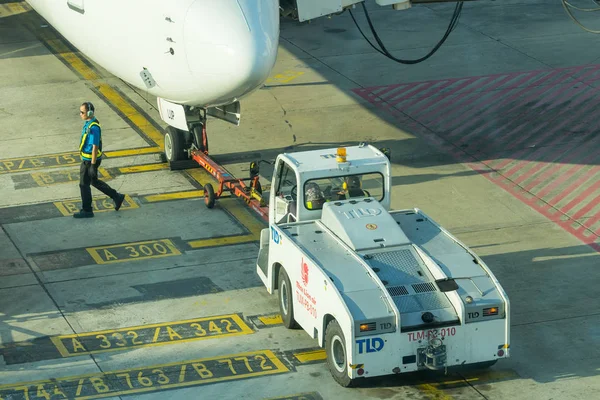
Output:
top-left (114, 193), bottom-right (125, 211)
top-left (73, 210), bottom-right (94, 218)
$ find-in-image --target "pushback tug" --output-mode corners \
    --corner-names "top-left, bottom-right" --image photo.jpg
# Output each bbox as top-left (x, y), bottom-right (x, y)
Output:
top-left (254, 144), bottom-right (510, 386)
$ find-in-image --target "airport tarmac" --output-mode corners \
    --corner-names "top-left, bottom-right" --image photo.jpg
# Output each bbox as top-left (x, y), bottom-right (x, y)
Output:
top-left (1, 0), bottom-right (600, 399)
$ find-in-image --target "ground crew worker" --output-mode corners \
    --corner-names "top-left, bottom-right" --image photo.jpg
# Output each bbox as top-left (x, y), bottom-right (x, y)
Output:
top-left (305, 182), bottom-right (326, 210)
top-left (73, 102), bottom-right (125, 218)
top-left (339, 176), bottom-right (368, 199)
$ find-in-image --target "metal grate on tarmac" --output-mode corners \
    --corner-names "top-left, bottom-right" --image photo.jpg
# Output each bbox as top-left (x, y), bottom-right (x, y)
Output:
top-left (353, 64), bottom-right (600, 253)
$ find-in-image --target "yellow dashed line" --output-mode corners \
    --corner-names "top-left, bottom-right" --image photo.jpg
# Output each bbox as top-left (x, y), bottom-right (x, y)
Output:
top-left (258, 314), bottom-right (283, 326)
top-left (293, 349), bottom-right (326, 364)
top-left (144, 190), bottom-right (204, 203)
top-left (118, 163), bottom-right (169, 174)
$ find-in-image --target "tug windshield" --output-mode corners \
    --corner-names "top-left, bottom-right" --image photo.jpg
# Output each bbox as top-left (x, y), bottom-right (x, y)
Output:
top-left (304, 172), bottom-right (385, 210)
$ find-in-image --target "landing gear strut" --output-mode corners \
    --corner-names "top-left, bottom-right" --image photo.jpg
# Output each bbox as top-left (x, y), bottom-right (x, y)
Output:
top-left (162, 108), bottom-right (267, 221)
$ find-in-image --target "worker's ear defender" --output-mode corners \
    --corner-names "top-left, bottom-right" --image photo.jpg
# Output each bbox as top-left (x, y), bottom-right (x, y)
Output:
top-left (86, 102), bottom-right (94, 118)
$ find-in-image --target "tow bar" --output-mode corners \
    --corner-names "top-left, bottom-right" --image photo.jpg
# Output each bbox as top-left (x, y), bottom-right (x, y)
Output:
top-left (189, 149), bottom-right (268, 222)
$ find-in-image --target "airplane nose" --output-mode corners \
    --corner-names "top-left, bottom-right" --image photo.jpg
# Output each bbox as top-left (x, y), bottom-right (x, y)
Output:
top-left (183, 0), bottom-right (279, 104)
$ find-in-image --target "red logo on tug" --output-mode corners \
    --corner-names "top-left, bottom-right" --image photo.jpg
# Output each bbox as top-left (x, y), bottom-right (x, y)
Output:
top-left (301, 258), bottom-right (309, 286)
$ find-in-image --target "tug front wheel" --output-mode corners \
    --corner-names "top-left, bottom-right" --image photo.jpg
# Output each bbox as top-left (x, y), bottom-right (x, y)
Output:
top-left (278, 267), bottom-right (299, 329)
top-left (325, 319), bottom-right (354, 387)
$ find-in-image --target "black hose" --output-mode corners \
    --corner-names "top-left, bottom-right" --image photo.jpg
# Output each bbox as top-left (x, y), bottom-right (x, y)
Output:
top-left (349, 1), bottom-right (463, 65)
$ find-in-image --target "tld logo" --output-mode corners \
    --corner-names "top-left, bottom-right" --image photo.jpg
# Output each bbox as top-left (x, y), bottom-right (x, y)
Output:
top-left (270, 227), bottom-right (282, 244)
top-left (356, 337), bottom-right (384, 354)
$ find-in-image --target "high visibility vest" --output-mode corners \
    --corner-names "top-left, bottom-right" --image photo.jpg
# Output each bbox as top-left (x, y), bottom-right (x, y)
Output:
top-left (79, 120), bottom-right (102, 160)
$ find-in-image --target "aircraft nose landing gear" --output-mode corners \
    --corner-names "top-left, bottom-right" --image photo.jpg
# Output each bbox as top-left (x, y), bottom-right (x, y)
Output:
top-left (162, 112), bottom-right (268, 220)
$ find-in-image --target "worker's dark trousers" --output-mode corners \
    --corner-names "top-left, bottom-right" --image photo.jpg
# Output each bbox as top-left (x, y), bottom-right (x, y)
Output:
top-left (79, 159), bottom-right (118, 212)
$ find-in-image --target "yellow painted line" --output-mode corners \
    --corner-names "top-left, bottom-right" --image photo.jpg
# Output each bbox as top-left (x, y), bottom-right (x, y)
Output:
top-left (221, 198), bottom-right (264, 238)
top-left (265, 70), bottom-right (305, 85)
top-left (96, 83), bottom-right (165, 148)
top-left (87, 239), bottom-right (181, 265)
top-left (15, 2), bottom-right (164, 149)
top-left (0, 152), bottom-right (79, 174)
top-left (258, 314), bottom-right (283, 326)
top-left (30, 168), bottom-right (111, 187)
top-left (187, 198), bottom-right (264, 248)
top-left (293, 349), bottom-right (326, 364)
top-left (4, 2), bottom-right (31, 16)
top-left (50, 314), bottom-right (254, 357)
top-left (2, 2), bottom-right (28, 17)
top-left (144, 190), bottom-right (204, 203)
top-left (434, 369), bottom-right (520, 387)
top-left (265, 393), bottom-right (322, 400)
top-left (188, 234), bottom-right (255, 249)
top-left (0, 148), bottom-right (158, 175)
top-left (417, 384), bottom-right (454, 400)
top-left (186, 167), bottom-right (216, 186)
top-left (0, 350), bottom-right (289, 399)
top-left (118, 163), bottom-right (169, 174)
top-left (54, 195), bottom-right (138, 216)
top-left (104, 147), bottom-right (161, 158)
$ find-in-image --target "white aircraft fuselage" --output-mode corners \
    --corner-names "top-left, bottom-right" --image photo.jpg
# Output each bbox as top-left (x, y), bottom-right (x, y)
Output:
top-left (26, 0), bottom-right (280, 108)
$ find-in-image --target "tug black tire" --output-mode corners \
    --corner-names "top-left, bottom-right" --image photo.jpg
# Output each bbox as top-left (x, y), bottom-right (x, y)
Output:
top-left (325, 319), bottom-right (354, 387)
top-left (278, 267), bottom-right (299, 329)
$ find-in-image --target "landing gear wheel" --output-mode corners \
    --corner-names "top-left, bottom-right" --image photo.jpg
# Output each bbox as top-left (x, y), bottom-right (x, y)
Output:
top-left (204, 183), bottom-right (215, 209)
top-left (325, 319), bottom-right (354, 387)
top-left (164, 127), bottom-right (186, 162)
top-left (192, 124), bottom-right (209, 153)
top-left (278, 267), bottom-right (299, 329)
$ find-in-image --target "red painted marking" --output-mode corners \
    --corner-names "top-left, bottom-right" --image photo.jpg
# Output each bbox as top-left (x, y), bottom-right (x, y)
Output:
top-left (561, 180), bottom-right (600, 216)
top-left (546, 166), bottom-right (599, 206)
top-left (383, 81), bottom-right (439, 104)
top-left (353, 64), bottom-right (600, 252)
top-left (449, 71), bottom-right (548, 144)
top-left (425, 76), bottom-right (502, 127)
top-left (501, 79), bottom-right (599, 152)
top-left (373, 83), bottom-right (415, 102)
top-left (401, 80), bottom-right (459, 114)
top-left (523, 128), bottom-right (600, 192)
top-left (429, 74), bottom-right (517, 133)
top-left (414, 78), bottom-right (487, 124)
top-left (578, 212), bottom-right (600, 235)
top-left (462, 67), bottom-right (592, 154)
top-left (451, 69), bottom-right (569, 146)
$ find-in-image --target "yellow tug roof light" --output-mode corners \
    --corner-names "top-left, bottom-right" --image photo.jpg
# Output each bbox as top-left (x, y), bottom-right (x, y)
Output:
top-left (337, 147), bottom-right (347, 163)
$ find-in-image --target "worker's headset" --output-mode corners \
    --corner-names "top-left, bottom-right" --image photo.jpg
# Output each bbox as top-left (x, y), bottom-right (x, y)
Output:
top-left (85, 102), bottom-right (95, 118)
